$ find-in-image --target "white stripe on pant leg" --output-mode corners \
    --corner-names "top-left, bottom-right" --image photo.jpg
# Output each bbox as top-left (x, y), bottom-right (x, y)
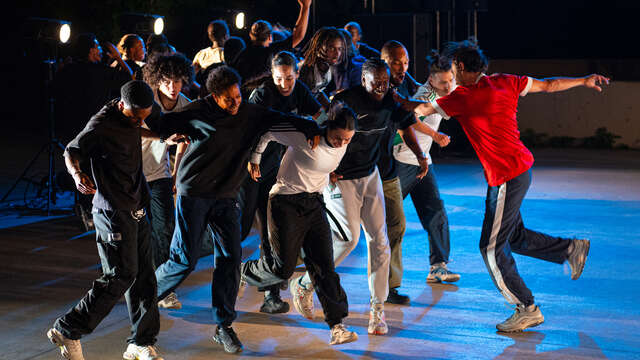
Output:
top-left (486, 183), bottom-right (521, 305)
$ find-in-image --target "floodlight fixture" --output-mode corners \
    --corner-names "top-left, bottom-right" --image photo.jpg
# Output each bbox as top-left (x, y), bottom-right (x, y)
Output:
top-left (24, 17), bottom-right (72, 44)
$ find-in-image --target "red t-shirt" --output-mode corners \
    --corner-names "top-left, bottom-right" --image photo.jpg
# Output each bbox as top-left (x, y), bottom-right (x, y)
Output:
top-left (434, 74), bottom-right (534, 186)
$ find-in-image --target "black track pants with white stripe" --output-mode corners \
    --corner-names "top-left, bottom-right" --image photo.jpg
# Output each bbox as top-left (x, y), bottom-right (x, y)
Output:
top-left (479, 169), bottom-right (572, 306)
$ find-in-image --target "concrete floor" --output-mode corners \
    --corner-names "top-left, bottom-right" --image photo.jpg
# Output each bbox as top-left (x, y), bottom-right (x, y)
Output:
top-left (1, 149), bottom-right (639, 359)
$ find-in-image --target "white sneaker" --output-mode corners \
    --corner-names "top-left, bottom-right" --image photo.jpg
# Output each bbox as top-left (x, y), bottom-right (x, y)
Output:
top-left (47, 328), bottom-right (84, 360)
top-left (496, 304), bottom-right (544, 332)
top-left (329, 323), bottom-right (358, 345)
top-left (122, 343), bottom-right (163, 360)
top-left (426, 262), bottom-right (461, 283)
top-left (158, 292), bottom-right (182, 309)
top-left (368, 303), bottom-right (388, 335)
top-left (289, 276), bottom-right (314, 319)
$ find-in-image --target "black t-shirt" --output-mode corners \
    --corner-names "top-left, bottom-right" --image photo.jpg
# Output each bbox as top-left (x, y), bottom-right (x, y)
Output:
top-left (357, 43), bottom-right (381, 60)
top-left (248, 80), bottom-right (322, 179)
top-left (333, 86), bottom-right (415, 180)
top-left (55, 61), bottom-right (131, 143)
top-left (64, 99), bottom-right (150, 211)
top-left (147, 95), bottom-right (320, 199)
top-left (377, 75), bottom-right (422, 180)
top-left (233, 37), bottom-right (294, 83)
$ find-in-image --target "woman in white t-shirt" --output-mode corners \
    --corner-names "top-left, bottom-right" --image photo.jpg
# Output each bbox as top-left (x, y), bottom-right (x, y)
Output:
top-left (241, 103), bottom-right (359, 346)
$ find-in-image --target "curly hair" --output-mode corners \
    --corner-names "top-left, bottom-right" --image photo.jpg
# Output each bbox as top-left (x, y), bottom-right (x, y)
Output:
top-left (143, 52), bottom-right (194, 87)
top-left (206, 65), bottom-right (242, 95)
top-left (444, 38), bottom-right (488, 73)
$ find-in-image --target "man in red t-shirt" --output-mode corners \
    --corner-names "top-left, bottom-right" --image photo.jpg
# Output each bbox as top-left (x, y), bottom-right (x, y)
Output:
top-left (397, 40), bottom-right (609, 332)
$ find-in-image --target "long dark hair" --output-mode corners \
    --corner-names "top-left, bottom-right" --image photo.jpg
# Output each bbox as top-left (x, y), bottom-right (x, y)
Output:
top-left (301, 27), bottom-right (347, 70)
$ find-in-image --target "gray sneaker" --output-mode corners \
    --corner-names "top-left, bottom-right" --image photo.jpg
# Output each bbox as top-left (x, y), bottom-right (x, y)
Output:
top-left (496, 305), bottom-right (544, 332)
top-left (426, 262), bottom-right (461, 283)
top-left (367, 303), bottom-right (388, 335)
top-left (289, 276), bottom-right (314, 319)
top-left (568, 239), bottom-right (590, 280)
top-left (158, 292), bottom-right (182, 309)
top-left (329, 323), bottom-right (358, 345)
top-left (47, 328), bottom-right (84, 360)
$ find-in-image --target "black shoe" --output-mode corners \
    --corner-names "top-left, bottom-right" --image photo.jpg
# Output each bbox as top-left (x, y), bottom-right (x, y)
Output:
top-left (385, 288), bottom-right (410, 304)
top-left (260, 294), bottom-right (290, 314)
top-left (212, 325), bottom-right (243, 353)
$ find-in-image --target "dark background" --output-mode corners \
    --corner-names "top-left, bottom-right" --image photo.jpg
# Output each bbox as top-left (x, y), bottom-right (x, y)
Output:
top-left (12, 0), bottom-right (639, 136)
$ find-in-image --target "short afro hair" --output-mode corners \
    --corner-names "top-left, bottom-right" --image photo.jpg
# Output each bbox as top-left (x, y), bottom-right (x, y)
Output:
top-left (362, 57), bottom-right (389, 75)
top-left (143, 52), bottom-right (194, 87)
top-left (120, 80), bottom-right (154, 109)
top-left (206, 65), bottom-right (242, 95)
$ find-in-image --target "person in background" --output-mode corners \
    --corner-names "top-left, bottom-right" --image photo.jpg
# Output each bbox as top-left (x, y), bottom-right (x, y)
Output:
top-left (113, 34), bottom-right (146, 79)
top-left (193, 20), bottom-right (229, 75)
top-left (344, 21), bottom-right (380, 60)
top-left (233, 0), bottom-right (312, 84)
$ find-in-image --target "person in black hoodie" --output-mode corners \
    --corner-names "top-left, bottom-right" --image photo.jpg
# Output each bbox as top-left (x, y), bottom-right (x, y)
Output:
top-left (149, 66), bottom-right (320, 354)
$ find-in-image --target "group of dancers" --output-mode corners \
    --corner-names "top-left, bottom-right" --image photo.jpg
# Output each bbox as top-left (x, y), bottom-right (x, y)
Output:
top-left (46, 3), bottom-right (609, 359)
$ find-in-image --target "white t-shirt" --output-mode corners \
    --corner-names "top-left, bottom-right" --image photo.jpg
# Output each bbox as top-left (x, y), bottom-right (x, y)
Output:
top-left (250, 131), bottom-right (348, 196)
top-left (141, 92), bottom-right (191, 182)
top-left (193, 47), bottom-right (224, 69)
top-left (393, 82), bottom-right (449, 166)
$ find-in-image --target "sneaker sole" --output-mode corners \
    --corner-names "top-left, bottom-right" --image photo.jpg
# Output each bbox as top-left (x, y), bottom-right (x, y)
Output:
top-left (496, 319), bottom-right (544, 333)
top-left (571, 241), bottom-right (590, 280)
top-left (212, 335), bottom-right (243, 354)
top-left (368, 329), bottom-right (389, 336)
top-left (158, 303), bottom-right (182, 310)
top-left (330, 333), bottom-right (359, 345)
top-left (426, 276), bottom-right (460, 283)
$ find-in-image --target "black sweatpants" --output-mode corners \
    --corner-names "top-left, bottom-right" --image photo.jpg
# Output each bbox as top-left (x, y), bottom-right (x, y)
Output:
top-left (54, 208), bottom-right (159, 345)
top-left (480, 169), bottom-right (572, 307)
top-left (241, 192), bottom-right (348, 327)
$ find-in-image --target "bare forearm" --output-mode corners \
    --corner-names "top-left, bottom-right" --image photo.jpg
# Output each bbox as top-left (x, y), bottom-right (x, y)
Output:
top-left (64, 153), bottom-right (82, 175)
top-left (411, 121), bottom-right (437, 138)
top-left (291, 2), bottom-right (311, 47)
top-left (538, 77), bottom-right (587, 93)
top-left (173, 143), bottom-right (188, 176)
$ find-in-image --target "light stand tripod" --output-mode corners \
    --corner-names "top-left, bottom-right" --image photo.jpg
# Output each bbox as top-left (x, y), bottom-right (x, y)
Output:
top-left (2, 34), bottom-right (68, 216)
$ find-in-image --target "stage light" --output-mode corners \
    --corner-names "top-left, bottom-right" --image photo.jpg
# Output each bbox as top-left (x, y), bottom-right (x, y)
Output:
top-left (154, 17), bottom-right (164, 35)
top-left (59, 23), bottom-right (71, 43)
top-left (120, 13), bottom-right (165, 35)
top-left (24, 18), bottom-right (72, 44)
top-left (235, 12), bottom-right (246, 29)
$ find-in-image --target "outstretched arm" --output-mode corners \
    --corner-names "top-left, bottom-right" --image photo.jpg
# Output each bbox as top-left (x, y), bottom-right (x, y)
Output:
top-left (411, 121), bottom-right (450, 147)
top-left (393, 89), bottom-right (438, 117)
top-left (291, 0), bottom-right (312, 48)
top-left (529, 74), bottom-right (610, 93)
